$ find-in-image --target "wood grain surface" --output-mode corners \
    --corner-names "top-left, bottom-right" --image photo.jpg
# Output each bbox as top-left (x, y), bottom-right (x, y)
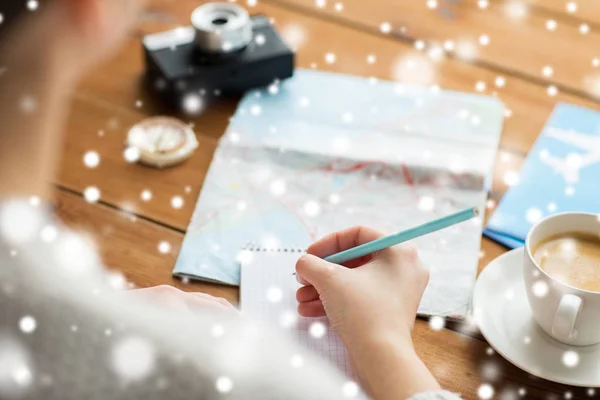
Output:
top-left (52, 0), bottom-right (600, 398)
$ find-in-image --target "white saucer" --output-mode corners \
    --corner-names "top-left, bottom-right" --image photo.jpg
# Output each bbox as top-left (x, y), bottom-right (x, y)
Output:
top-left (473, 247), bottom-right (600, 387)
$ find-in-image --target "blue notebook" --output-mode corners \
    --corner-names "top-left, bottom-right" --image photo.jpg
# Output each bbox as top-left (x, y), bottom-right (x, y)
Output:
top-left (484, 103), bottom-right (600, 248)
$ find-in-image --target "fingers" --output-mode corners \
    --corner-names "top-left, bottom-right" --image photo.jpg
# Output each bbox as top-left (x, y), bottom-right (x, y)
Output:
top-left (307, 226), bottom-right (385, 258)
top-left (296, 285), bottom-right (319, 302)
top-left (295, 254), bottom-right (341, 293)
top-left (298, 299), bottom-right (326, 318)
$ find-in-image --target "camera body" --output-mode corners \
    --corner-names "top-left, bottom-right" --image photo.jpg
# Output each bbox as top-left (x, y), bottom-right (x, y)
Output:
top-left (143, 4), bottom-right (295, 111)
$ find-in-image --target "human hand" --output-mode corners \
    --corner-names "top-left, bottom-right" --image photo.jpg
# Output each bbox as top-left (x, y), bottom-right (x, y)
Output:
top-left (125, 285), bottom-right (237, 315)
top-left (295, 226), bottom-right (430, 348)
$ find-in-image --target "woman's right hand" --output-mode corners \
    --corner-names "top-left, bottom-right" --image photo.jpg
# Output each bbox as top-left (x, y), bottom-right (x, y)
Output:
top-left (295, 225), bottom-right (430, 348)
top-left (295, 226), bottom-right (440, 400)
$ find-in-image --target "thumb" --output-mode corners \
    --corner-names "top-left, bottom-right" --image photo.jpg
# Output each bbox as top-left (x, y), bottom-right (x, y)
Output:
top-left (295, 254), bottom-right (343, 292)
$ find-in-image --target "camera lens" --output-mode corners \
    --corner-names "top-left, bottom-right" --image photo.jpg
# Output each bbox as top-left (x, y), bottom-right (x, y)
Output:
top-left (191, 2), bottom-right (252, 54)
top-left (212, 18), bottom-right (228, 25)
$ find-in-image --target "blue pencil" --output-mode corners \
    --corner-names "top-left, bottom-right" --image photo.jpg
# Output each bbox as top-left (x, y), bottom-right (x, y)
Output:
top-left (324, 207), bottom-right (479, 264)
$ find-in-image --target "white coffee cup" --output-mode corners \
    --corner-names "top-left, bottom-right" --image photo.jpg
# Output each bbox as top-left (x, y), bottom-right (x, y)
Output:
top-left (524, 212), bottom-right (600, 346)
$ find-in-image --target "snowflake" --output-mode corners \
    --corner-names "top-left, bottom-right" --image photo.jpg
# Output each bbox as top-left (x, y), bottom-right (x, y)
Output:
top-left (562, 351), bottom-right (579, 368)
top-left (412, 40), bottom-right (425, 51)
top-left (566, 1), bottom-right (577, 13)
top-left (0, 14), bottom-right (3, 25)
top-left (546, 19), bottom-right (557, 31)
top-left (105, 329), bottom-right (113, 337)
top-left (236, 201), bottom-right (247, 211)
top-left (250, 105), bottom-right (262, 116)
top-left (171, 196), bottom-right (184, 209)
top-left (475, 81), bottom-right (486, 92)
top-left (525, 208), bottom-right (543, 223)
top-left (503, 170), bottom-right (519, 186)
top-left (19, 316), bottom-right (37, 334)
top-left (565, 186), bottom-right (575, 196)
top-left (504, 288), bottom-right (514, 300)
top-left (518, 388), bottom-right (526, 397)
top-left (588, 389), bottom-right (595, 396)
top-left (593, 58), bottom-right (600, 68)
top-left (547, 202), bottom-right (557, 212)
top-left (135, 100), bottom-right (143, 108)
top-left (281, 24), bottom-right (307, 50)
top-left (27, 0), bottom-right (38, 11)
top-left (270, 180), bottom-right (287, 196)
top-left (40, 225), bottom-right (58, 243)
top-left (418, 196), bottom-right (435, 212)
top-left (342, 381), bottom-right (360, 397)
top-left (211, 324), bottom-right (225, 338)
top-left (580, 24), bottom-right (590, 35)
top-left (443, 40), bottom-right (455, 51)
top-left (309, 321), bottom-right (327, 338)
top-left (20, 96), bottom-right (37, 114)
top-left (565, 392), bottom-right (573, 400)
top-left (455, 39), bottom-right (477, 61)
top-left (486, 347), bottom-right (494, 355)
top-left (182, 93), bottom-right (203, 114)
top-left (547, 85), bottom-right (558, 97)
top-left (380, 22), bottom-right (392, 33)
top-left (299, 96), bottom-right (310, 108)
top-left (532, 280), bottom-right (548, 297)
top-left (325, 52), bottom-right (336, 64)
top-left (123, 147), bottom-right (141, 163)
top-left (334, 2), bottom-right (343, 11)
top-left (478, 0), bottom-right (489, 8)
top-left (341, 112), bottom-right (354, 123)
top-left (12, 364), bottom-right (33, 386)
top-left (254, 34), bottom-right (266, 46)
top-left (83, 151), bottom-right (100, 168)
top-left (0, 201), bottom-right (43, 246)
top-left (268, 83), bottom-right (279, 95)
top-left (542, 66), bottom-right (553, 77)
top-left (112, 337), bottom-right (156, 381)
top-left (236, 250), bottom-right (254, 264)
top-left (479, 35), bottom-right (490, 46)
top-left (247, 0), bottom-right (257, 6)
top-left (290, 354), bottom-right (304, 368)
top-left (280, 310), bottom-right (298, 328)
top-left (140, 190), bottom-right (152, 202)
top-left (504, 1), bottom-right (527, 19)
top-left (429, 316), bottom-right (445, 331)
top-left (304, 201), bottom-right (321, 217)
top-left (158, 241), bottom-right (171, 254)
top-left (478, 383), bottom-right (494, 400)
top-left (215, 376), bottom-right (233, 393)
top-left (329, 193), bottom-right (341, 204)
top-left (266, 286), bottom-right (283, 303)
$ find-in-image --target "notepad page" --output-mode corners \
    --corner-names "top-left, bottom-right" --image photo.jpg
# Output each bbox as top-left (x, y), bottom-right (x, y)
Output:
top-left (240, 250), bottom-right (352, 378)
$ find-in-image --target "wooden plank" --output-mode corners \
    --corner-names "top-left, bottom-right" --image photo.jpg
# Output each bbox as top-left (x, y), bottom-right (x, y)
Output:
top-left (54, 188), bottom-right (238, 302)
top-left (59, 98), bottom-right (218, 231)
top-left (268, 0), bottom-right (600, 98)
top-left (524, 0), bottom-right (600, 25)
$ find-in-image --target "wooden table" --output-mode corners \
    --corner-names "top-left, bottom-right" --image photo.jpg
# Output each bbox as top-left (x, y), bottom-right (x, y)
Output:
top-left (57, 0), bottom-right (600, 398)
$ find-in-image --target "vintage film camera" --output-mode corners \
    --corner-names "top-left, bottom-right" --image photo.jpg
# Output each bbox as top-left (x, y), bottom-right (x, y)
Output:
top-left (143, 2), bottom-right (295, 112)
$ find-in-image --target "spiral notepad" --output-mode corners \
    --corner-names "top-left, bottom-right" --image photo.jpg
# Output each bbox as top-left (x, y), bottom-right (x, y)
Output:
top-left (239, 247), bottom-right (353, 379)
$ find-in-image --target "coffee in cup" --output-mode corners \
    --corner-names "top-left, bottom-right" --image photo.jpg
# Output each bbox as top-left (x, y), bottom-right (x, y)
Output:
top-left (532, 232), bottom-right (600, 292)
top-left (524, 212), bottom-right (600, 346)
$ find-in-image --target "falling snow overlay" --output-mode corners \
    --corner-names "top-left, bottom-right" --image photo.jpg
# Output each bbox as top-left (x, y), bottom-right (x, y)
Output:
top-left (174, 69), bottom-right (504, 317)
top-left (485, 104), bottom-right (600, 248)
